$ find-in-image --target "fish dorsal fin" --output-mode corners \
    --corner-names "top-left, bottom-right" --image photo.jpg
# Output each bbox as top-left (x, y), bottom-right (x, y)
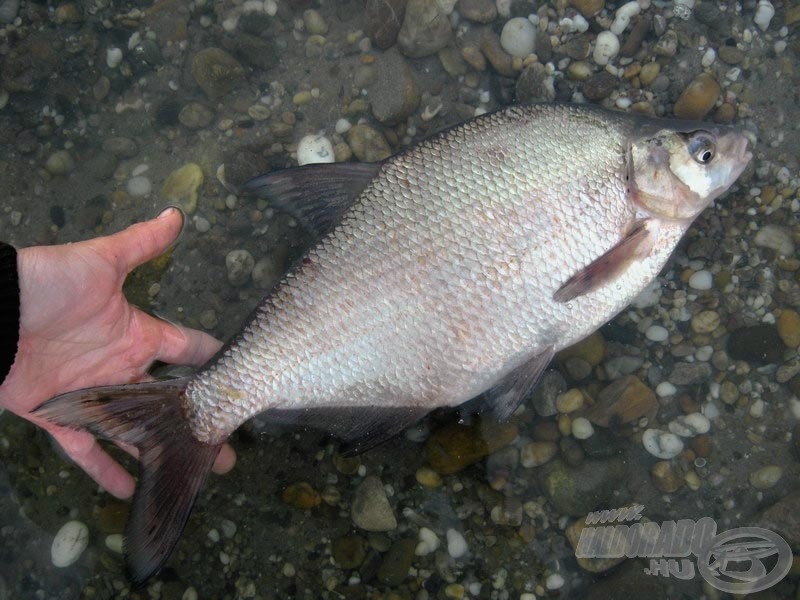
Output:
top-left (553, 219), bottom-right (653, 303)
top-left (481, 347), bottom-right (555, 421)
top-left (262, 405), bottom-right (430, 457)
top-left (241, 162), bottom-right (383, 238)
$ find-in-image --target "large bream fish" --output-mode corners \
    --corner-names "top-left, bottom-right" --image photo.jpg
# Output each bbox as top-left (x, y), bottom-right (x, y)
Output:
top-left (37, 103), bottom-right (751, 582)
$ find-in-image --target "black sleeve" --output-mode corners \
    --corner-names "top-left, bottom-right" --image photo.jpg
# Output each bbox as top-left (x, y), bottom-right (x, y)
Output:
top-left (0, 242), bottom-right (20, 384)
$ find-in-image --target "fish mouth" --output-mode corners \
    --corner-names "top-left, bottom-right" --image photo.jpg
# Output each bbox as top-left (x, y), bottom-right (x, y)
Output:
top-left (717, 131), bottom-right (753, 183)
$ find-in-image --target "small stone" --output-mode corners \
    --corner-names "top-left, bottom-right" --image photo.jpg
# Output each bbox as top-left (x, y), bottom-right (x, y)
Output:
top-left (571, 417), bottom-right (594, 440)
top-left (751, 491), bottom-right (800, 549)
top-left (642, 429), bottom-right (684, 459)
top-left (352, 476), bottom-right (397, 531)
top-left (365, 0), bottom-right (406, 49)
top-left (415, 466), bottom-right (442, 487)
top-left (446, 528), bottom-right (468, 558)
top-left (669, 362), bottom-right (712, 386)
top-left (651, 461), bottom-right (683, 493)
top-left (570, 0), bottom-right (604, 18)
top-left (106, 47), bottom-right (123, 69)
top-left (586, 375), bottom-right (658, 427)
top-left (0, 0), bottom-right (19, 23)
top-left (191, 48), bottom-right (246, 99)
top-left (458, 0), bottom-right (496, 23)
top-left (252, 256), bottom-right (282, 289)
top-left (754, 224), bottom-right (795, 257)
top-left (105, 534), bottom-right (123, 554)
top-left (778, 310), bottom-right (800, 348)
top-left (445, 583), bottom-right (466, 599)
top-left (556, 388), bottom-right (584, 413)
top-left (347, 124), bottom-right (392, 162)
top-left (45, 150), bottom-right (76, 176)
top-left (749, 465), bottom-right (783, 489)
top-left (719, 380), bottom-right (739, 405)
top-left (566, 518), bottom-right (627, 573)
top-left (397, 0), bottom-right (452, 58)
top-left (415, 527), bottom-right (440, 556)
top-left (332, 535), bottom-right (367, 569)
top-left (426, 419), bottom-right (518, 474)
top-left (480, 29), bottom-right (515, 77)
top-left (583, 71), bottom-right (617, 101)
top-left (297, 134), bottom-right (334, 166)
top-left (225, 249), bottom-right (255, 286)
top-left (281, 482), bottom-right (321, 509)
top-left (645, 325), bottom-right (669, 342)
top-left (127, 176), bottom-right (152, 198)
top-left (51, 521), bottom-right (89, 568)
top-left (673, 73), bottom-right (721, 120)
top-left (461, 46), bottom-right (486, 71)
top-left (438, 47), bottom-right (468, 76)
top-left (539, 458), bottom-right (625, 515)
top-left (491, 497), bottom-right (523, 526)
top-left (199, 309), bottom-right (218, 330)
top-left (727, 324), bottom-right (785, 364)
top-left (520, 441), bottom-right (557, 467)
top-left (369, 49), bottom-right (420, 126)
top-left (179, 103), bottom-right (214, 129)
top-left (639, 62), bottom-right (661, 86)
top-left (689, 270), bottom-right (713, 290)
top-left (718, 45), bottom-right (744, 65)
top-left (97, 501), bottom-right (129, 534)
top-left (558, 332), bottom-right (606, 366)
top-left (691, 310), bottom-right (720, 334)
top-left (161, 163), bottom-right (204, 214)
top-left (302, 9), bottom-right (327, 35)
top-left (593, 31), bottom-right (620, 66)
top-left (500, 17), bottom-right (536, 58)
top-left (668, 413), bottom-right (710, 437)
top-left (377, 538), bottom-right (416, 585)
top-left (102, 137), bottom-right (139, 159)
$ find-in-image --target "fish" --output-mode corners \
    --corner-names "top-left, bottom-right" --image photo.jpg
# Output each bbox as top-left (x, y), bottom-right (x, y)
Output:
top-left (34, 103), bottom-right (751, 582)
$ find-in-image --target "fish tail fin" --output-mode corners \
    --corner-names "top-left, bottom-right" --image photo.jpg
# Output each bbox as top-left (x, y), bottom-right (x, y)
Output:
top-left (34, 377), bottom-right (222, 584)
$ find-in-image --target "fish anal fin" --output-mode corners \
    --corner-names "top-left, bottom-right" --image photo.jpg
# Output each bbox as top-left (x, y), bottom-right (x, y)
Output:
top-left (262, 406), bottom-right (430, 457)
top-left (34, 379), bottom-right (222, 585)
top-left (554, 220), bottom-right (653, 303)
top-left (241, 162), bottom-right (383, 238)
top-left (482, 347), bottom-right (555, 421)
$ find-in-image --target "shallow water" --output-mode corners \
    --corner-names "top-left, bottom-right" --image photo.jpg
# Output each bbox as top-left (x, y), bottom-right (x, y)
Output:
top-left (1, 0), bottom-right (799, 598)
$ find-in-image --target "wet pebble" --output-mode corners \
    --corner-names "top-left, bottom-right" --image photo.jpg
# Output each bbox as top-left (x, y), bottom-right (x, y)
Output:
top-left (556, 388), bottom-right (584, 413)
top-left (226, 249), bottom-right (255, 286)
top-left (281, 482), bottom-right (321, 509)
top-left (191, 48), bottom-right (246, 99)
top-left (718, 45), bottom-right (744, 65)
top-left (754, 224), bottom-right (795, 257)
top-left (352, 476), bottom-right (397, 531)
top-left (162, 163), bottom-right (204, 214)
top-left (199, 309), bottom-right (217, 330)
top-left (668, 413), bottom-right (710, 437)
top-left (252, 256), bottom-right (282, 289)
top-left (645, 325), bottom-right (668, 342)
top-left (673, 73), bottom-right (720, 120)
top-left (377, 538), bottom-right (416, 585)
top-left (0, 0), bottom-right (19, 23)
top-left (689, 270), bottom-right (713, 290)
top-left (539, 458), bottom-right (625, 515)
top-left (397, 0), bottom-right (452, 58)
top-left (500, 17), bottom-right (536, 58)
top-left (446, 528), bottom-right (468, 558)
top-left (571, 417), bottom-right (594, 440)
top-left (651, 461), bottom-right (683, 493)
top-left (586, 375), bottom-right (657, 427)
top-left (332, 535), bottom-right (367, 569)
top-left (51, 521), bottom-right (89, 568)
top-left (347, 124), bottom-right (392, 162)
top-left (302, 9), bottom-right (327, 35)
top-left (642, 429), bottom-right (684, 459)
top-left (570, 0), bottom-right (603, 18)
top-left (365, 0), bottom-right (406, 49)
top-left (727, 324), bottom-right (785, 364)
top-left (369, 49), bottom-right (420, 126)
top-left (127, 176), bottom-right (152, 197)
top-left (458, 0), bottom-right (496, 23)
top-left (297, 134), bottom-right (334, 165)
top-left (415, 466), bottom-right (442, 487)
top-left (583, 71), bottom-right (617, 101)
top-left (778, 309), bottom-right (800, 348)
top-left (179, 103), bottom-right (214, 129)
top-left (45, 150), bottom-right (76, 176)
top-left (520, 441), bottom-right (557, 468)
top-left (749, 465), bottom-right (783, 489)
top-left (691, 310), bottom-right (720, 334)
top-left (566, 519), bottom-right (626, 573)
top-left (426, 420), bottom-right (517, 474)
top-left (670, 362), bottom-right (712, 386)
top-left (102, 137), bottom-right (139, 159)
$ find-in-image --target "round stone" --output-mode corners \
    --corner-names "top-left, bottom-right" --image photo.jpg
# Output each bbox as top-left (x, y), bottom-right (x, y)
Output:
top-left (691, 310), bottom-right (720, 334)
top-left (297, 134), bottom-right (334, 166)
top-left (127, 175), bottom-right (152, 197)
top-left (689, 270), bottom-right (713, 290)
top-left (646, 325), bottom-right (669, 342)
top-left (571, 417), bottom-right (594, 440)
top-left (642, 429), bottom-right (684, 459)
top-left (749, 465), bottom-right (783, 489)
top-left (500, 17), bottom-right (536, 58)
top-left (51, 521), bottom-right (89, 568)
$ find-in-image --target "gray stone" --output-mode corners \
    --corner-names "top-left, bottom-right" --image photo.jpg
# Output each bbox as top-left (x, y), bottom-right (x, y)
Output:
top-left (516, 62), bottom-right (551, 103)
top-left (352, 476), bottom-right (397, 531)
top-left (754, 224), bottom-right (795, 257)
top-left (369, 49), bottom-right (420, 126)
top-left (225, 249), bottom-right (255, 286)
top-left (397, 0), bottom-right (452, 58)
top-left (347, 124), bottom-right (392, 162)
top-left (191, 48), bottom-right (246, 99)
top-left (102, 136), bottom-right (139, 159)
top-left (531, 370), bottom-right (565, 417)
top-left (583, 71), bottom-right (617, 101)
top-left (751, 491), bottom-right (800, 549)
top-left (538, 458), bottom-right (625, 516)
top-left (377, 538), bottom-right (415, 585)
top-left (669, 362), bottom-right (712, 386)
top-left (231, 33), bottom-right (279, 70)
top-left (179, 103), bottom-right (214, 129)
top-left (0, 0), bottom-right (19, 23)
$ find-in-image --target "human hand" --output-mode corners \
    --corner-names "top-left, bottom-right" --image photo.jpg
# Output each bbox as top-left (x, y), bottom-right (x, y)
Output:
top-left (0, 208), bottom-right (236, 498)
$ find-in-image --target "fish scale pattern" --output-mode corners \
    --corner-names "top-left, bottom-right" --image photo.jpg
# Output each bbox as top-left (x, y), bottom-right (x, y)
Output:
top-left (186, 105), bottom-right (703, 443)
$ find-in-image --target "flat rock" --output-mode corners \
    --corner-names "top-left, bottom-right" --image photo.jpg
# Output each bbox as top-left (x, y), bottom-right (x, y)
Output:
top-left (397, 0), bottom-right (452, 58)
top-left (369, 49), bottom-right (420, 125)
top-left (538, 458), bottom-right (625, 516)
top-left (351, 476), bottom-right (397, 531)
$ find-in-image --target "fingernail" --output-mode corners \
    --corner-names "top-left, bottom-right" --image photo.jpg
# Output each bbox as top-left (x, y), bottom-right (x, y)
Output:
top-left (158, 206), bottom-right (184, 225)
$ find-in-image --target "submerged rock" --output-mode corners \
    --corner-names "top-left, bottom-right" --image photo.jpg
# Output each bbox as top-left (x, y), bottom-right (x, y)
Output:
top-left (191, 48), bottom-right (246, 99)
top-left (365, 0), bottom-right (406, 49)
top-left (351, 476), bottom-right (397, 531)
top-left (426, 419), bottom-right (518, 474)
top-left (369, 49), bottom-right (420, 125)
top-left (397, 0), bottom-right (452, 58)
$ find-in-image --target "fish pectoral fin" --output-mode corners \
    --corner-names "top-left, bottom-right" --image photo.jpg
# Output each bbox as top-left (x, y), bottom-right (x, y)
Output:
top-left (262, 405), bottom-right (430, 457)
top-left (553, 219), bottom-right (653, 303)
top-left (481, 346), bottom-right (555, 421)
top-left (240, 162), bottom-right (383, 238)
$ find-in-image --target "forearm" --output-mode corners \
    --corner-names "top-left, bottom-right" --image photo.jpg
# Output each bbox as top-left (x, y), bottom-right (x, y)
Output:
top-left (0, 242), bottom-right (20, 386)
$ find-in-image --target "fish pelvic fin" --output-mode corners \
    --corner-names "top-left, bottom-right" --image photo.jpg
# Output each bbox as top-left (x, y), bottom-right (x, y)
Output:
top-left (34, 378), bottom-right (222, 585)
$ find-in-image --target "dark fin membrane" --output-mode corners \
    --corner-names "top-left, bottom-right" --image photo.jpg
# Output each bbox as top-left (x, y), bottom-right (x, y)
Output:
top-left (262, 405), bottom-right (430, 457)
top-left (34, 378), bottom-right (222, 585)
top-left (241, 162), bottom-right (383, 238)
top-left (480, 347), bottom-right (555, 421)
top-left (553, 219), bottom-right (653, 303)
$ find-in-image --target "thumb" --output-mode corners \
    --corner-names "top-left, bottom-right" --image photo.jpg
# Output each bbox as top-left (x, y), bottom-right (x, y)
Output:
top-left (99, 207), bottom-right (185, 274)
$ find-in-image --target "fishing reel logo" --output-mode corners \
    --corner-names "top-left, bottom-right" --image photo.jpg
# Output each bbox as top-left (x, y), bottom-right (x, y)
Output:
top-left (574, 505), bottom-right (792, 593)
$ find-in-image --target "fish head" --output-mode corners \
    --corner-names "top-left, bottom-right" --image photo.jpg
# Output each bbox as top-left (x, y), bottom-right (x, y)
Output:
top-left (628, 122), bottom-right (752, 222)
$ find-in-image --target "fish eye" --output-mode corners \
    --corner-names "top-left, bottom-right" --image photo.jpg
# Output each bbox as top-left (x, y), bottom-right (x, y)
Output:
top-left (688, 134), bottom-right (716, 164)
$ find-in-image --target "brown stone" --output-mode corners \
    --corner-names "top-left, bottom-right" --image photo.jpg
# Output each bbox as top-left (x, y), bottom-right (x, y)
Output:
top-left (426, 418), bottom-right (518, 474)
top-left (586, 375), bottom-right (658, 427)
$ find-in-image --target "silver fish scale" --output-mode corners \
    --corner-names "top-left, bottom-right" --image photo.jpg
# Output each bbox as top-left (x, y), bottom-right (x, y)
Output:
top-left (186, 105), bottom-right (690, 443)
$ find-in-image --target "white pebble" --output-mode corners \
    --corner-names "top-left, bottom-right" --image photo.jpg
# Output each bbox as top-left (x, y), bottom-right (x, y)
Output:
top-left (446, 528), bottom-right (468, 558)
top-left (220, 519), bottom-right (237, 539)
top-left (334, 118), bottom-right (352, 134)
top-left (593, 31), bottom-right (619, 66)
top-left (297, 134), bottom-right (334, 166)
top-left (520, 594), bottom-right (538, 600)
top-left (207, 528), bottom-right (220, 543)
top-left (689, 270), bottom-right (713, 290)
top-left (573, 13), bottom-right (589, 33)
top-left (642, 429), bottom-right (684, 459)
top-left (126, 175), bottom-right (152, 197)
top-left (415, 527), bottom-right (441, 556)
top-left (182, 587), bottom-right (198, 600)
top-left (571, 417), bottom-right (594, 440)
top-left (656, 381), bottom-right (677, 397)
top-left (545, 573), bottom-right (565, 590)
top-left (701, 48), bottom-right (716, 67)
top-left (51, 521), bottom-right (89, 568)
top-left (668, 413), bottom-right (710, 437)
top-left (610, 1), bottom-right (640, 35)
top-left (695, 345), bottom-right (713, 361)
top-left (106, 47), bottom-right (123, 69)
top-left (646, 325), bottom-right (669, 342)
top-left (754, 0), bottom-right (775, 31)
top-left (500, 17), bottom-right (536, 58)
top-left (283, 562), bottom-right (296, 577)
top-left (750, 398), bottom-right (765, 417)
top-left (105, 534), bottom-right (123, 554)
top-left (194, 216), bottom-right (211, 232)
top-left (264, 0), bottom-right (278, 16)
